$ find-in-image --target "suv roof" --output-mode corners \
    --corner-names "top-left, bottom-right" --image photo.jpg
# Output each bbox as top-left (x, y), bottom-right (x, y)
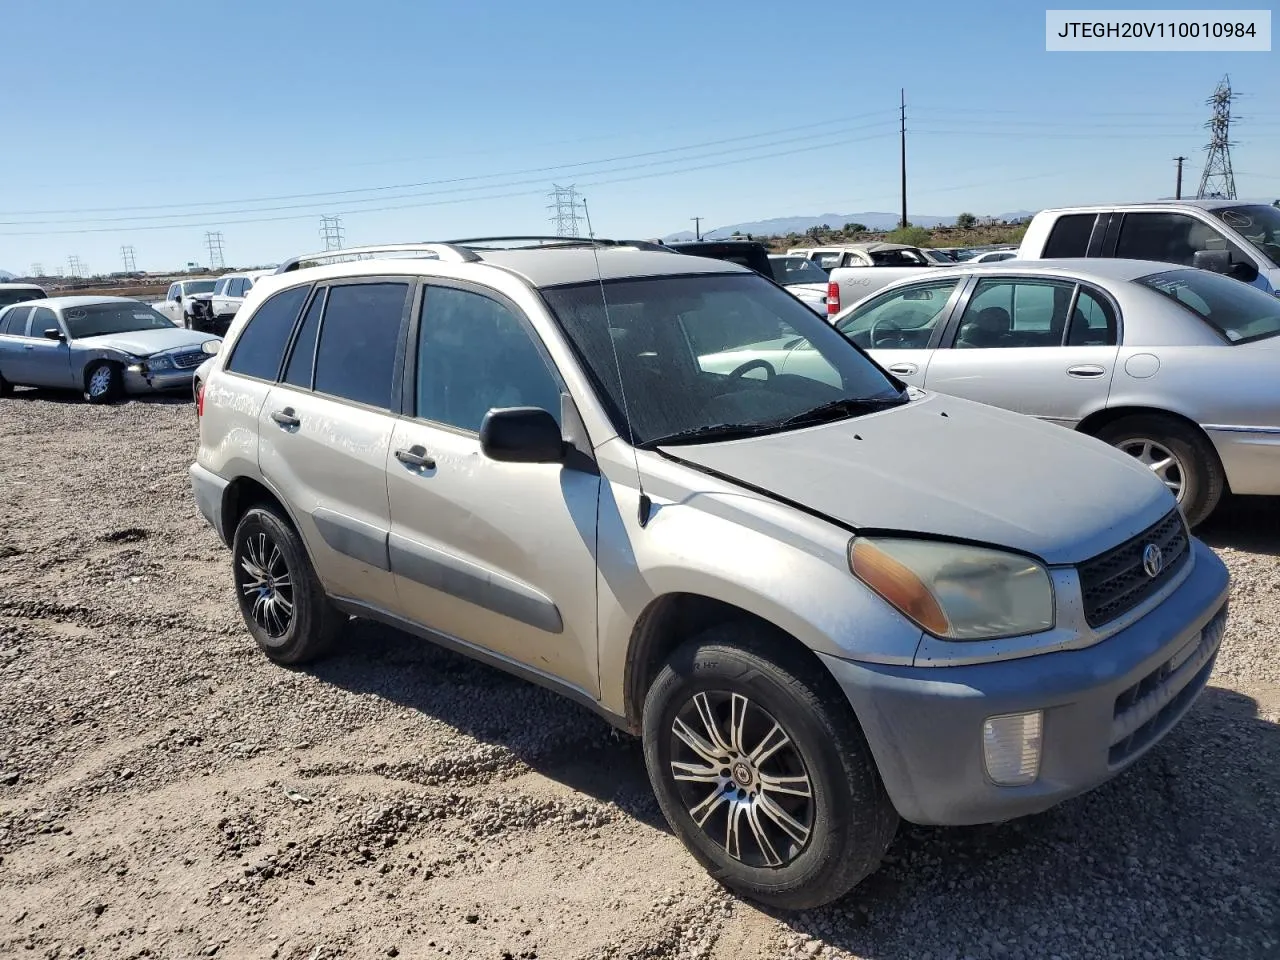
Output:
top-left (269, 239), bottom-right (748, 290)
top-left (1037, 198), bottom-right (1279, 214)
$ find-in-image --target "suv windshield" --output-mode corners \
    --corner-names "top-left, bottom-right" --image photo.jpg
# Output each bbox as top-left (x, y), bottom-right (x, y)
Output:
top-left (0, 289), bottom-right (43, 308)
top-left (770, 257), bottom-right (829, 286)
top-left (64, 303), bottom-right (175, 339)
top-left (1137, 268), bottom-right (1280, 345)
top-left (1210, 203), bottom-right (1280, 268)
top-left (185, 280), bottom-right (217, 295)
top-left (541, 272), bottom-right (904, 447)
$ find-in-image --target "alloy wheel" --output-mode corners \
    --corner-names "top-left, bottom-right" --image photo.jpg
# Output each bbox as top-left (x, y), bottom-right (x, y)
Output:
top-left (88, 366), bottom-right (114, 398)
top-left (669, 691), bottom-right (814, 868)
top-left (1117, 437), bottom-right (1186, 501)
top-left (236, 531), bottom-right (294, 639)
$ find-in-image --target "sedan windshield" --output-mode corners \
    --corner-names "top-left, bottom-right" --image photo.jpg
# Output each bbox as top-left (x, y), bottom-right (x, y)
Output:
top-left (1137, 268), bottom-right (1280, 345)
top-left (63, 303), bottom-right (175, 339)
top-left (770, 257), bottom-right (829, 286)
top-left (541, 272), bottom-right (904, 447)
top-left (1210, 204), bottom-right (1280, 268)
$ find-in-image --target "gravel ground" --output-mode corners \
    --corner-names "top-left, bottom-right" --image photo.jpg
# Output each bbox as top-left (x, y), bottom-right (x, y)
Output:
top-left (1, 390), bottom-right (1277, 960)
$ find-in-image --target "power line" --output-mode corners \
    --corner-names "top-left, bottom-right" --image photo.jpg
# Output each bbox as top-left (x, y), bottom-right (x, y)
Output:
top-left (120, 245), bottom-right (137, 272)
top-left (319, 215), bottom-right (345, 250)
top-left (547, 185), bottom-right (584, 237)
top-left (204, 231), bottom-right (225, 270)
top-left (1198, 75), bottom-right (1238, 200)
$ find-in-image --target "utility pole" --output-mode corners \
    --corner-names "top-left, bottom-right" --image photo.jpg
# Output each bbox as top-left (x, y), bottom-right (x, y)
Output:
top-left (120, 245), bottom-right (137, 273)
top-left (1172, 157), bottom-right (1187, 199)
top-left (692, 217), bottom-right (703, 241)
top-left (899, 88), bottom-right (908, 229)
top-left (319, 215), bottom-right (345, 251)
top-left (547, 185), bottom-right (584, 238)
top-left (1197, 75), bottom-right (1238, 200)
top-left (204, 231), bottom-right (226, 271)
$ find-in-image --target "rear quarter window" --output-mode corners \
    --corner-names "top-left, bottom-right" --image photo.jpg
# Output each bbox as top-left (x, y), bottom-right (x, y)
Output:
top-left (1042, 214), bottom-right (1097, 258)
top-left (224, 285), bottom-right (311, 381)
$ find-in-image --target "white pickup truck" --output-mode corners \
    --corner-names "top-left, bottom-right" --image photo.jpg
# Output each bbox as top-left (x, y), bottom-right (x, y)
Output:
top-left (807, 242), bottom-right (941, 317)
top-left (1016, 199), bottom-right (1280, 296)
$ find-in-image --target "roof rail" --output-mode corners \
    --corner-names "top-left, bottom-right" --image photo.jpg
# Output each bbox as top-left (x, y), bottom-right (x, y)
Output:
top-left (445, 235), bottom-right (676, 254)
top-left (274, 242), bottom-right (481, 274)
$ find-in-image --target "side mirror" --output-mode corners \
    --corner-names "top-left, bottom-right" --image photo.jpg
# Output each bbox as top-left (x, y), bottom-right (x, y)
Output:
top-left (42, 328), bottom-right (66, 342)
top-left (479, 407), bottom-right (565, 464)
top-left (200, 338), bottom-right (222, 356)
top-left (1192, 249), bottom-right (1232, 274)
top-left (1229, 260), bottom-right (1260, 283)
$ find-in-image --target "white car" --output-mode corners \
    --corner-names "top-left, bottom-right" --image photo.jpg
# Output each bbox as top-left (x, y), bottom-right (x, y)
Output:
top-left (157, 278), bottom-right (219, 327)
top-left (967, 249), bottom-right (1019, 264)
top-left (207, 270), bottom-right (275, 333)
top-left (767, 255), bottom-right (828, 313)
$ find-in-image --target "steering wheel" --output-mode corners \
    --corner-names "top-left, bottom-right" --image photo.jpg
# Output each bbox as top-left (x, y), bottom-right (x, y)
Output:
top-left (869, 315), bottom-right (906, 349)
top-left (728, 358), bottom-right (776, 382)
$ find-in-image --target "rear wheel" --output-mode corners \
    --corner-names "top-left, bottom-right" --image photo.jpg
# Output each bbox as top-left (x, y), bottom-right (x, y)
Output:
top-left (84, 362), bottom-right (123, 404)
top-left (231, 506), bottom-right (344, 665)
top-left (642, 623), bottom-right (898, 910)
top-left (1096, 414), bottom-right (1224, 527)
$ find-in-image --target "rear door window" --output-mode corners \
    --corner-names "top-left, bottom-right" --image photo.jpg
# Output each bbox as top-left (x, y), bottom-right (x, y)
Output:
top-left (311, 282), bottom-right (410, 409)
top-left (225, 285), bottom-right (311, 382)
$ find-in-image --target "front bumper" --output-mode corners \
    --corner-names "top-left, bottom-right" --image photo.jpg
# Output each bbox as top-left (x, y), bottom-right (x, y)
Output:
top-left (821, 538), bottom-right (1231, 826)
top-left (123, 365), bottom-right (198, 393)
top-left (1204, 425), bottom-right (1280, 496)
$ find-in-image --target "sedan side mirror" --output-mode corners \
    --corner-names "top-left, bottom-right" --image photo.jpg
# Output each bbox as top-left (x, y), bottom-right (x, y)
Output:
top-left (1229, 260), bottom-right (1260, 283)
top-left (479, 407), bottom-right (565, 463)
top-left (42, 328), bottom-right (66, 342)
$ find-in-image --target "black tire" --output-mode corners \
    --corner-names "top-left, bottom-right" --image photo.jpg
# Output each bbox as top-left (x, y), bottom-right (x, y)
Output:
top-left (84, 362), bottom-right (123, 404)
top-left (642, 622), bottom-right (898, 910)
top-left (231, 506), bottom-right (344, 665)
top-left (1096, 414), bottom-right (1225, 528)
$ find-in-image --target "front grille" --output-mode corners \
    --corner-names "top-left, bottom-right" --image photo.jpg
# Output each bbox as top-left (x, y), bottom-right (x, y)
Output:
top-left (173, 350), bottom-right (205, 369)
top-left (1109, 604), bottom-right (1227, 765)
top-left (1077, 509), bottom-right (1190, 628)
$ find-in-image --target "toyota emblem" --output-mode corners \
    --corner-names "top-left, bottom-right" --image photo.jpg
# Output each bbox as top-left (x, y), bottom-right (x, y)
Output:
top-left (1142, 543), bottom-right (1164, 578)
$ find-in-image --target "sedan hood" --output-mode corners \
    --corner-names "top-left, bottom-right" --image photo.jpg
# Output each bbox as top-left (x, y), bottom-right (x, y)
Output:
top-left (660, 391), bottom-right (1174, 565)
top-left (75, 327), bottom-right (218, 356)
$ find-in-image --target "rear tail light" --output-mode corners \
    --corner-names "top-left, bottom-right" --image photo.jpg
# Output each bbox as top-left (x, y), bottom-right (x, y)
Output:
top-left (196, 381), bottom-right (205, 417)
top-left (827, 280), bottom-right (840, 317)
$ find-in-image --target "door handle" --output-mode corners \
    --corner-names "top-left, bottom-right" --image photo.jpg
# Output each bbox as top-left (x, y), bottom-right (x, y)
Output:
top-left (1066, 364), bottom-right (1106, 378)
top-left (270, 408), bottom-right (301, 428)
top-left (395, 446), bottom-right (436, 470)
top-left (888, 362), bottom-right (918, 375)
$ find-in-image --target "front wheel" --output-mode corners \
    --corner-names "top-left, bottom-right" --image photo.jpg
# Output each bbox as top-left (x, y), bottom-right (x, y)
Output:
top-left (84, 362), bottom-right (123, 404)
top-left (1096, 414), bottom-right (1224, 528)
top-left (231, 506), bottom-right (343, 665)
top-left (642, 623), bottom-right (898, 910)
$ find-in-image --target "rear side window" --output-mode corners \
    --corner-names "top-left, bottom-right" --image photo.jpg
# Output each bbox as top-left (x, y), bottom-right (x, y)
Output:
top-left (312, 282), bottom-right (409, 409)
top-left (1, 306), bottom-right (31, 335)
top-left (225, 285), bottom-right (310, 381)
top-left (1042, 214), bottom-right (1096, 258)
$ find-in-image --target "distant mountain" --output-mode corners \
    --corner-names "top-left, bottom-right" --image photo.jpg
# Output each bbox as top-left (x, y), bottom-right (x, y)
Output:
top-left (663, 209), bottom-right (1038, 241)
top-left (0, 269), bottom-right (14, 281)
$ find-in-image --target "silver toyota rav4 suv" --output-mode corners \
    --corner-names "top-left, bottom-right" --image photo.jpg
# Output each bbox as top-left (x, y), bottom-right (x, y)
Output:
top-left (190, 238), bottom-right (1230, 910)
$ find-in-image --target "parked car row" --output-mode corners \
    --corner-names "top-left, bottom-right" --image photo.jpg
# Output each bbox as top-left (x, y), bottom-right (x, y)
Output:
top-left (182, 235), bottom-right (1239, 912)
top-left (155, 269), bottom-right (275, 334)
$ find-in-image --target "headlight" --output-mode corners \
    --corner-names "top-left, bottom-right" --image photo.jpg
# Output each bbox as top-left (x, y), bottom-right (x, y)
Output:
top-left (145, 354), bottom-right (175, 371)
top-left (848, 537), bottom-right (1054, 640)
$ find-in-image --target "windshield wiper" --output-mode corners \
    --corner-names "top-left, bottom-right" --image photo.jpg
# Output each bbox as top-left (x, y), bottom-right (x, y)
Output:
top-left (778, 395), bottom-right (908, 429)
top-left (642, 422), bottom-right (785, 448)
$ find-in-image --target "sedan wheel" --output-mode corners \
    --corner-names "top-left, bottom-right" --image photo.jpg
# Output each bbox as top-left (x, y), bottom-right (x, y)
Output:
top-left (1096, 414), bottom-right (1225, 528)
top-left (1115, 437), bottom-right (1186, 501)
top-left (85, 363), bottom-right (122, 404)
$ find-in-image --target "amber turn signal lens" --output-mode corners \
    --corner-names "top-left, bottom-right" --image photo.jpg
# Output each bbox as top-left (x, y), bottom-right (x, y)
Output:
top-left (849, 538), bottom-right (950, 636)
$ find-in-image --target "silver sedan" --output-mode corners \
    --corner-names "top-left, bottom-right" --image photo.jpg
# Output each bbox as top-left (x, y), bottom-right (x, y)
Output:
top-left (0, 296), bottom-right (222, 404)
top-left (704, 258), bottom-right (1280, 526)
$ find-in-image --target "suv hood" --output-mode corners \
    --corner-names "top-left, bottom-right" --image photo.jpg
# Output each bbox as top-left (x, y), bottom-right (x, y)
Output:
top-left (75, 328), bottom-right (219, 356)
top-left (659, 391), bottom-right (1174, 565)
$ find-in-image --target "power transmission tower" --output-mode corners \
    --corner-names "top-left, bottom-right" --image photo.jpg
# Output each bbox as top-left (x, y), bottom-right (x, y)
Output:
top-left (120, 245), bottom-right (137, 272)
top-left (1196, 75), bottom-right (1237, 200)
top-left (204, 231), bottom-right (226, 270)
top-left (1173, 157), bottom-right (1187, 199)
top-left (547, 184), bottom-right (584, 238)
top-left (66, 256), bottom-right (85, 278)
top-left (31, 263), bottom-right (43, 277)
top-left (319, 215), bottom-right (346, 251)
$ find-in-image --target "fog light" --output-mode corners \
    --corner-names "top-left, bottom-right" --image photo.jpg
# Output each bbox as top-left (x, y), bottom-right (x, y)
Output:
top-left (982, 711), bottom-right (1043, 786)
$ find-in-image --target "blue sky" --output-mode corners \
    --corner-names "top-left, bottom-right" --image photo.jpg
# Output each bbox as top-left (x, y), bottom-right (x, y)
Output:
top-left (2, 0), bottom-right (1277, 274)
